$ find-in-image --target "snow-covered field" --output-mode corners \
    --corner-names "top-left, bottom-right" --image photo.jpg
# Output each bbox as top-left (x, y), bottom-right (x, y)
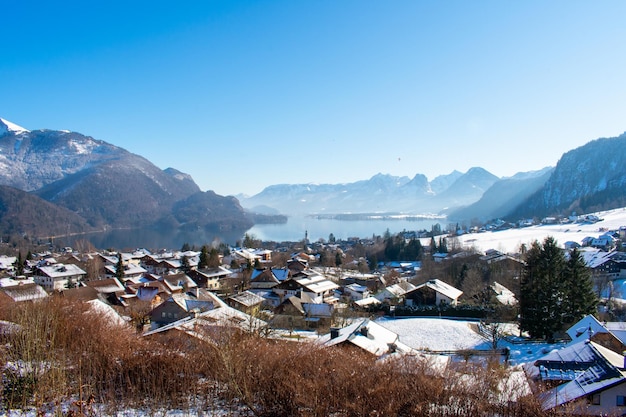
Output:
top-left (455, 207), bottom-right (626, 254)
top-left (375, 317), bottom-right (562, 366)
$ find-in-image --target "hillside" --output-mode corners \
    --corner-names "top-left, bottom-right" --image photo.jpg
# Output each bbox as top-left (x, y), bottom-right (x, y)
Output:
top-left (0, 118), bottom-right (251, 236)
top-left (0, 185), bottom-right (96, 237)
top-left (448, 168), bottom-right (553, 223)
top-left (510, 133), bottom-right (626, 219)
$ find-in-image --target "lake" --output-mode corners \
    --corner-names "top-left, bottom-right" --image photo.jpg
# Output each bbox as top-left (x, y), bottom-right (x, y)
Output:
top-left (59, 215), bottom-right (446, 251)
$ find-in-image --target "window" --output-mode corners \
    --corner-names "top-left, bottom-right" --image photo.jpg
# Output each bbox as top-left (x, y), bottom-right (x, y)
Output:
top-left (616, 395), bottom-right (626, 406)
top-left (591, 394), bottom-right (600, 405)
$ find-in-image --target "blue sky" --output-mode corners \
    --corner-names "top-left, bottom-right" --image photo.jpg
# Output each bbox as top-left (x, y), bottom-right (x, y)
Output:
top-left (2, 1), bottom-right (626, 196)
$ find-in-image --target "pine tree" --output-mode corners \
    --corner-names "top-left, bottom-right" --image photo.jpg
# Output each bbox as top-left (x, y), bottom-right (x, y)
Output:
top-left (208, 248), bottom-right (221, 268)
top-left (198, 245), bottom-right (209, 269)
top-left (563, 248), bottom-right (598, 324)
top-left (519, 236), bottom-right (596, 341)
top-left (181, 255), bottom-right (191, 274)
top-left (115, 253), bottom-right (125, 281)
top-left (13, 252), bottom-right (24, 276)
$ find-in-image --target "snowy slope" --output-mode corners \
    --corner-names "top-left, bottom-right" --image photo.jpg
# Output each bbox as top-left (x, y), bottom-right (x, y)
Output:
top-left (456, 207), bottom-right (626, 254)
top-left (0, 118), bottom-right (29, 135)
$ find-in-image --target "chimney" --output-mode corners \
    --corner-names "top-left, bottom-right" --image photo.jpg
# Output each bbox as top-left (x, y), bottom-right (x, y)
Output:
top-left (360, 326), bottom-right (368, 337)
top-left (330, 327), bottom-right (340, 339)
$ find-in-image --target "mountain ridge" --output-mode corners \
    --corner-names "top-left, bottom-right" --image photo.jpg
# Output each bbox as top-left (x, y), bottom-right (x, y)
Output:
top-left (0, 118), bottom-right (253, 238)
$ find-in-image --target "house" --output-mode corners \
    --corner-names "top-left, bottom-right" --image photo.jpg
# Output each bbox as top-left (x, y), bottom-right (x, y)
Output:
top-left (58, 286), bottom-right (100, 302)
top-left (295, 274), bottom-right (339, 304)
top-left (34, 263), bottom-right (87, 291)
top-left (249, 267), bottom-right (289, 290)
top-left (525, 340), bottom-right (626, 415)
top-left (404, 279), bottom-right (463, 307)
top-left (160, 272), bottom-right (197, 293)
top-left (286, 257), bottom-right (309, 274)
top-left (143, 293), bottom-right (268, 338)
top-left (227, 290), bottom-right (265, 315)
top-left (591, 234), bottom-right (617, 251)
top-left (188, 266), bottom-right (232, 291)
top-left (103, 260), bottom-right (147, 283)
top-left (318, 318), bottom-right (416, 357)
top-left (480, 249), bottom-right (508, 264)
top-left (149, 291), bottom-right (215, 329)
top-left (85, 277), bottom-right (125, 297)
top-left (0, 283), bottom-right (48, 304)
top-left (353, 296), bottom-right (382, 310)
top-left (0, 255), bottom-right (17, 273)
top-left (275, 295), bottom-right (335, 327)
top-left (375, 281), bottom-right (416, 303)
top-left (585, 250), bottom-right (626, 280)
top-left (344, 283), bottom-right (370, 301)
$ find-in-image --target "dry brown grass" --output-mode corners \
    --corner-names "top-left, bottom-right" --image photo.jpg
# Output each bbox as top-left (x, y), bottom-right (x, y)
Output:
top-left (0, 298), bottom-right (557, 416)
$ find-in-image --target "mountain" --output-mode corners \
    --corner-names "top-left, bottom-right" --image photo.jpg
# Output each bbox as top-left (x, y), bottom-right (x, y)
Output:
top-left (433, 167), bottom-right (500, 208)
top-left (447, 167), bottom-right (554, 223)
top-left (510, 133), bottom-right (626, 219)
top-left (0, 118), bottom-right (252, 236)
top-left (0, 185), bottom-right (96, 237)
top-left (240, 168), bottom-right (500, 216)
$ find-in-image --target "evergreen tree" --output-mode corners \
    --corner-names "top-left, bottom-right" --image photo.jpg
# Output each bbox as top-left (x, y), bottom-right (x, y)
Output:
top-left (115, 253), bottom-right (125, 281)
top-left (198, 245), bottom-right (209, 269)
top-left (335, 252), bottom-right (343, 267)
top-left (519, 236), bottom-right (596, 341)
top-left (438, 237), bottom-right (448, 253)
top-left (180, 255), bottom-right (191, 274)
top-left (367, 255), bottom-right (378, 271)
top-left (208, 248), bottom-right (221, 268)
top-left (13, 252), bottom-right (24, 276)
top-left (563, 248), bottom-right (598, 324)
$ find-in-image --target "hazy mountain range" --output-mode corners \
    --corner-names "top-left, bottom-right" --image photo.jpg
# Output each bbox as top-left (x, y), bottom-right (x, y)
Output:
top-left (1, 116), bottom-right (625, 240)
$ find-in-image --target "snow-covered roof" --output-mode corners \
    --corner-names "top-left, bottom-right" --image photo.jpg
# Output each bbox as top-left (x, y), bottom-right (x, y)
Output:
top-left (85, 278), bottom-right (125, 294)
top-left (319, 319), bottom-right (415, 357)
top-left (229, 290), bottom-right (264, 308)
top-left (295, 274), bottom-right (339, 294)
top-left (532, 340), bottom-right (626, 410)
top-left (492, 282), bottom-right (517, 306)
top-left (377, 281), bottom-right (416, 300)
top-left (414, 279), bottom-right (463, 301)
top-left (0, 283), bottom-right (48, 302)
top-left (354, 296), bottom-right (381, 307)
top-left (303, 303), bottom-right (333, 318)
top-left (0, 277), bottom-right (35, 287)
top-left (38, 263), bottom-right (86, 278)
top-left (196, 266), bottom-right (232, 278)
top-left (143, 293), bottom-right (267, 337)
top-left (345, 283), bottom-right (368, 293)
top-left (566, 314), bottom-right (608, 344)
top-left (0, 256), bottom-right (17, 270)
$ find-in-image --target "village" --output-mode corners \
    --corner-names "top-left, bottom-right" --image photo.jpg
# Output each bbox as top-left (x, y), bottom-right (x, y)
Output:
top-left (3, 211), bottom-right (626, 416)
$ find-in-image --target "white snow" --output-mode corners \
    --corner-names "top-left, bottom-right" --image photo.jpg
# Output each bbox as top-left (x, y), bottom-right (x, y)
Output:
top-left (456, 207), bottom-right (626, 254)
top-left (375, 317), bottom-right (563, 366)
top-left (0, 117), bottom-right (29, 134)
top-left (376, 317), bottom-right (486, 351)
top-left (70, 139), bottom-right (93, 154)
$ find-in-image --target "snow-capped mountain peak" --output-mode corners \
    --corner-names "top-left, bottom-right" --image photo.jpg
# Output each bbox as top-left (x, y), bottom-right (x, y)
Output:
top-left (0, 118), bottom-right (30, 135)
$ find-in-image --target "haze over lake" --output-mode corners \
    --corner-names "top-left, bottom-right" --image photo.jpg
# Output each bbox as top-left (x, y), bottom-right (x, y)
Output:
top-left (59, 216), bottom-right (445, 250)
